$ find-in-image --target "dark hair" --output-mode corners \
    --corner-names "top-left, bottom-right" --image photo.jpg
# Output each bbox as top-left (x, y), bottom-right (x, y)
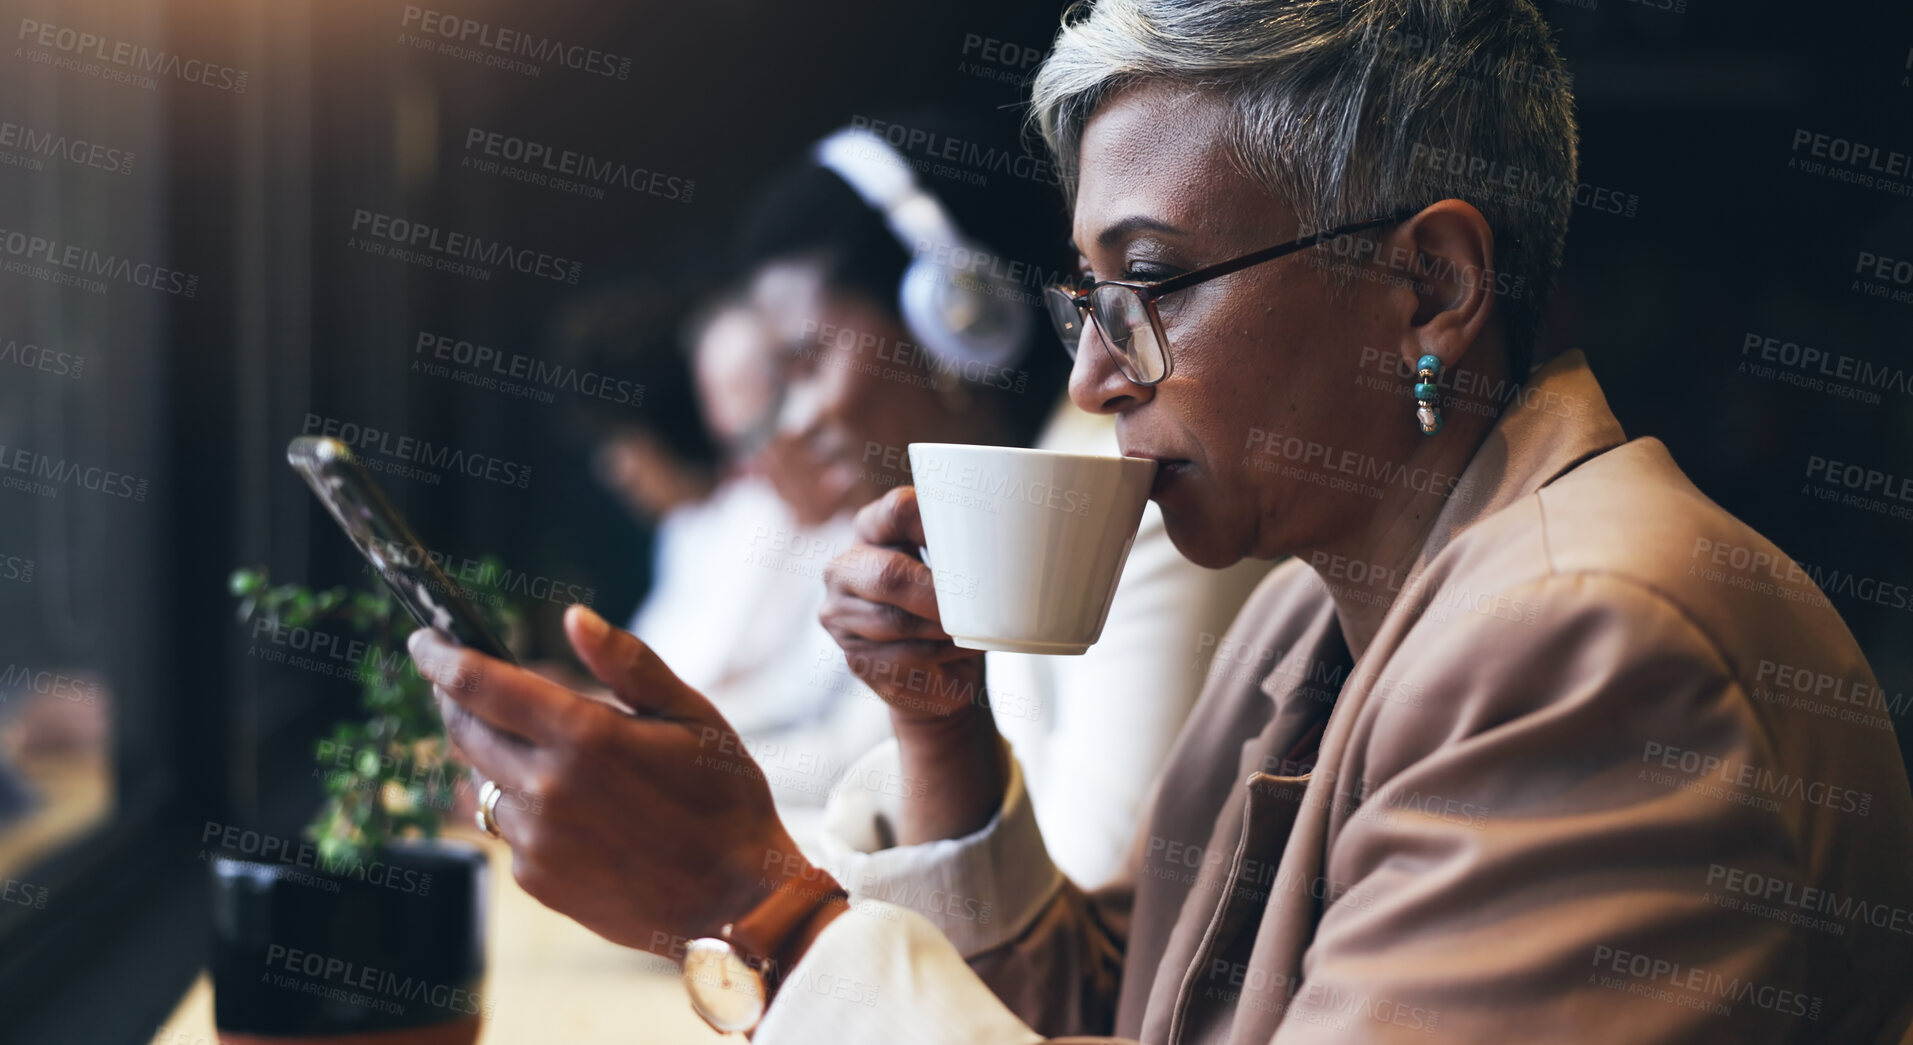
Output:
top-left (543, 273), bottom-right (721, 474)
top-left (734, 162), bottom-right (913, 317)
top-left (733, 108), bottom-right (1073, 446)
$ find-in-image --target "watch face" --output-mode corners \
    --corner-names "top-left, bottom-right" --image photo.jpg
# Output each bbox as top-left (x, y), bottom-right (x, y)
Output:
top-left (683, 938), bottom-right (767, 1033)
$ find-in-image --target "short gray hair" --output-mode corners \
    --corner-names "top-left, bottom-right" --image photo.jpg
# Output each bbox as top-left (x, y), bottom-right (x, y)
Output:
top-left (1031, 0), bottom-right (1579, 375)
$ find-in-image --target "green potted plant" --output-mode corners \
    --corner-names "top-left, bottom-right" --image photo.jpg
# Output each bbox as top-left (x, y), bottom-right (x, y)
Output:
top-left (207, 563), bottom-right (522, 1044)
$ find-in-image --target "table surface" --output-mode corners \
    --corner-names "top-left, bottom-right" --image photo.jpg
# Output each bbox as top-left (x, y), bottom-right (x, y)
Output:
top-left (152, 825), bottom-right (728, 1044)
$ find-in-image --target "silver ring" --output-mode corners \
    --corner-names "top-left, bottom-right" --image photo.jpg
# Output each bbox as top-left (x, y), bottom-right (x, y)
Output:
top-left (476, 779), bottom-right (504, 839)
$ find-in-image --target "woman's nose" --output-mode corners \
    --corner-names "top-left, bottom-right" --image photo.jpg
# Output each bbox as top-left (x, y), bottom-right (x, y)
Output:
top-left (1067, 323), bottom-right (1152, 416)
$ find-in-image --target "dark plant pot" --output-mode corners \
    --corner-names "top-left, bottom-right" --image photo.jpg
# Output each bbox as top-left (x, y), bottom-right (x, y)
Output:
top-left (210, 838), bottom-right (489, 1044)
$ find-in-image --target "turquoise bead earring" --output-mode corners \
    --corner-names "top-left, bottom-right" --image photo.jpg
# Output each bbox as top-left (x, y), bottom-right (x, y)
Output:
top-left (1414, 354), bottom-right (1443, 435)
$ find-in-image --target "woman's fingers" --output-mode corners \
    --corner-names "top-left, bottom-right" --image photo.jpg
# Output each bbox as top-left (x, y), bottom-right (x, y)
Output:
top-left (820, 586), bottom-right (988, 717)
top-left (408, 629), bottom-right (567, 743)
top-left (561, 605), bottom-right (708, 722)
top-left (821, 595), bottom-right (951, 647)
top-left (432, 689), bottom-right (536, 794)
top-left (824, 542), bottom-right (943, 624)
top-left (852, 485), bottom-right (929, 550)
top-left (823, 490), bottom-right (987, 713)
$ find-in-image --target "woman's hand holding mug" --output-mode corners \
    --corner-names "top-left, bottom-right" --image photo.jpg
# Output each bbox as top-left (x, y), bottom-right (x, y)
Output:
top-left (820, 486), bottom-right (1011, 844)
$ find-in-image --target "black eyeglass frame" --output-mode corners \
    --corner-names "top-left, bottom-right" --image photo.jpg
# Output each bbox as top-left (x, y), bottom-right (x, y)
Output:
top-left (1047, 210), bottom-right (1418, 386)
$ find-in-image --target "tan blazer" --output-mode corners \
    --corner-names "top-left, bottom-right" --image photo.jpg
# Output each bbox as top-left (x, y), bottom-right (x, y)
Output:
top-left (970, 350), bottom-right (1913, 1043)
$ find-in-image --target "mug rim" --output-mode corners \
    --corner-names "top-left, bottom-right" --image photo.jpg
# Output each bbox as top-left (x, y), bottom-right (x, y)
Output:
top-left (906, 441), bottom-right (1156, 468)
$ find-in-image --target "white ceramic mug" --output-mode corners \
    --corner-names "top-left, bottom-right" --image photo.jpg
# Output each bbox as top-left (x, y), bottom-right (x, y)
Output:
top-left (908, 442), bottom-right (1158, 655)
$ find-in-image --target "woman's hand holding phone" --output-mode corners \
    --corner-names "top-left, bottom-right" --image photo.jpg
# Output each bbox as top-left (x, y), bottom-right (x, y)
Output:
top-left (407, 606), bottom-right (842, 965)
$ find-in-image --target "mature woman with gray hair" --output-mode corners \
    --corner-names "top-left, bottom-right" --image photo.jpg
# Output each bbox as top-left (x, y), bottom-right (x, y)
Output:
top-left (405, 1), bottom-right (1913, 1042)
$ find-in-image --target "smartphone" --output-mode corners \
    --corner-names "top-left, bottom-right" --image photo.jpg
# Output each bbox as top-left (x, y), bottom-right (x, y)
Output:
top-left (286, 435), bottom-right (518, 664)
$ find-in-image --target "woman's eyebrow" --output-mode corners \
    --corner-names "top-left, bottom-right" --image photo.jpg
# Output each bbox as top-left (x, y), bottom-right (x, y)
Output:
top-left (1094, 215), bottom-right (1184, 250)
top-left (1067, 216), bottom-right (1185, 257)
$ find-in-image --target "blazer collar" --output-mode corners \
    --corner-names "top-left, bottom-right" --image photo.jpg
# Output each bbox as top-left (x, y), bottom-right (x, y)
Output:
top-left (1415, 348), bottom-right (1628, 573)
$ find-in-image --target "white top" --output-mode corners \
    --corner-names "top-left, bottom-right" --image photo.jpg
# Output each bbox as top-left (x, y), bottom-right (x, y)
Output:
top-left (985, 404), bottom-right (1272, 888)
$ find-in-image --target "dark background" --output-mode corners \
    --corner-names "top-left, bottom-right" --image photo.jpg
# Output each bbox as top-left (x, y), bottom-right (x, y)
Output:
top-left (0, 0), bottom-right (1908, 1039)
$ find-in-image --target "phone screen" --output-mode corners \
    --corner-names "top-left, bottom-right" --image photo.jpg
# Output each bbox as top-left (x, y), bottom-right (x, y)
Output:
top-left (286, 436), bottom-right (518, 664)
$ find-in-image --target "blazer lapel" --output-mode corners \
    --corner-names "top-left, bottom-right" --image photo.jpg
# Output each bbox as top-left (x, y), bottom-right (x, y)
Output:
top-left (1134, 607), bottom-right (1346, 1044)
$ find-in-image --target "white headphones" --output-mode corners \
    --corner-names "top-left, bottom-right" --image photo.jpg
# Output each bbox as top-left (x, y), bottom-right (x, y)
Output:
top-left (812, 127), bottom-right (1033, 373)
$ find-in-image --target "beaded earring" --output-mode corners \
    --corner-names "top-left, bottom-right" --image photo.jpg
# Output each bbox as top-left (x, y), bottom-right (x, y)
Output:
top-left (1413, 354), bottom-right (1443, 435)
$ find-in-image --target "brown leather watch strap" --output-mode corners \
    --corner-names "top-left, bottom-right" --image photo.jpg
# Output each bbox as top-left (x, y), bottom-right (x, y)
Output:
top-left (721, 878), bottom-right (851, 990)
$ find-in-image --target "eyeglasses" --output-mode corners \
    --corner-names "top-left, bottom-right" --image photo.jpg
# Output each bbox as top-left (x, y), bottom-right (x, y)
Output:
top-left (1043, 212), bottom-right (1414, 386)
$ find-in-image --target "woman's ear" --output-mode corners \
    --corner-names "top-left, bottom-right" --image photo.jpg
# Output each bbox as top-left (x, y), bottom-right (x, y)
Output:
top-left (1391, 199), bottom-right (1501, 376)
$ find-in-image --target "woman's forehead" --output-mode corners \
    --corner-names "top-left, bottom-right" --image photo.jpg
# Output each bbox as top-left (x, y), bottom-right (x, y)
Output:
top-left (1074, 83), bottom-right (1286, 250)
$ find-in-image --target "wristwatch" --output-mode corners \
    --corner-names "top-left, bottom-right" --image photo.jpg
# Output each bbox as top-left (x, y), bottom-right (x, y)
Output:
top-left (682, 882), bottom-right (850, 1034)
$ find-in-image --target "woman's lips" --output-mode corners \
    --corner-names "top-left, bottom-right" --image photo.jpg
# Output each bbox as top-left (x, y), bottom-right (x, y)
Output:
top-left (1148, 459), bottom-right (1192, 497)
